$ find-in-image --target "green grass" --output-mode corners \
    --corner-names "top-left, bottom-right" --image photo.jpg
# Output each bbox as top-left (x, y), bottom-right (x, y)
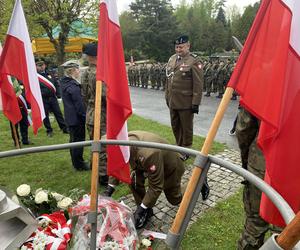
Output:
top-left (0, 112), bottom-right (225, 196)
top-left (0, 111), bottom-right (245, 249)
top-left (182, 190), bottom-right (244, 250)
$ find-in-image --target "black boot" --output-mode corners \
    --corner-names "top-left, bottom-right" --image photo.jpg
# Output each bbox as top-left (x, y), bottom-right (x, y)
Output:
top-left (102, 185), bottom-right (115, 197)
top-left (99, 175), bottom-right (109, 186)
top-left (201, 179), bottom-right (210, 200)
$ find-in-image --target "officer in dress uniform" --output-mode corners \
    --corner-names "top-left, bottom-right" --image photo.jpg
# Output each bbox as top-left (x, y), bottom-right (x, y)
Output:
top-left (36, 58), bottom-right (68, 137)
top-left (165, 35), bottom-right (203, 160)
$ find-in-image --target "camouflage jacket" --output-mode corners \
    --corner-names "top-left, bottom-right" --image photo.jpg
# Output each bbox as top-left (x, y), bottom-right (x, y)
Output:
top-left (81, 64), bottom-right (106, 126)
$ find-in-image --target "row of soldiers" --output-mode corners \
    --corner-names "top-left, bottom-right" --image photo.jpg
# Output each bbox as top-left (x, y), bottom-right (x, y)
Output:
top-left (203, 59), bottom-right (237, 100)
top-left (127, 63), bottom-right (167, 90)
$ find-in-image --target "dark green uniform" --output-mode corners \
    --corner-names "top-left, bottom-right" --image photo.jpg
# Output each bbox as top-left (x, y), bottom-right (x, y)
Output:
top-left (165, 53), bottom-right (203, 147)
top-left (129, 131), bottom-right (185, 208)
top-left (81, 64), bottom-right (107, 177)
top-left (236, 108), bottom-right (269, 250)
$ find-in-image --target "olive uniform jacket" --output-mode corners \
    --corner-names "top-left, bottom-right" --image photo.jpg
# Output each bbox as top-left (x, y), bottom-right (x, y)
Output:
top-left (165, 53), bottom-right (203, 110)
top-left (129, 131), bottom-right (185, 208)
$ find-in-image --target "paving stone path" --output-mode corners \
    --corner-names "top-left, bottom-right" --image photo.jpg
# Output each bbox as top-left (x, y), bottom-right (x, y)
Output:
top-left (119, 148), bottom-right (243, 246)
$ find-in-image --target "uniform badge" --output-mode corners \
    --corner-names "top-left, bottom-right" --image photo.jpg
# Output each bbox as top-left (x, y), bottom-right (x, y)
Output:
top-left (149, 165), bottom-right (156, 172)
top-left (197, 63), bottom-right (202, 69)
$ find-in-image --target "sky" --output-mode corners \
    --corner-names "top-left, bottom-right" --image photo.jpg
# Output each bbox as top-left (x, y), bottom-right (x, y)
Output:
top-left (117, 0), bottom-right (259, 14)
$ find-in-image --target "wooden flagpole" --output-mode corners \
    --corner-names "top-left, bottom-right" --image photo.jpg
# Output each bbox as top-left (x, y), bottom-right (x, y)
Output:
top-left (12, 123), bottom-right (20, 149)
top-left (169, 87), bottom-right (234, 234)
top-left (90, 80), bottom-right (102, 212)
top-left (276, 211), bottom-right (300, 250)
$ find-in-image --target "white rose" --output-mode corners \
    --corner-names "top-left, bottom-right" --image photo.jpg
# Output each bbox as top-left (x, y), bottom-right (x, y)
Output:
top-left (141, 238), bottom-right (152, 247)
top-left (16, 184), bottom-right (31, 197)
top-left (57, 197), bottom-right (73, 209)
top-left (51, 192), bottom-right (64, 201)
top-left (35, 190), bottom-right (48, 204)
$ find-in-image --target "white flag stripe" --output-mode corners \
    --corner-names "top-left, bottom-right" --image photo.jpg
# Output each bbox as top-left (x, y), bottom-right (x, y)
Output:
top-left (100, 0), bottom-right (120, 26)
top-left (116, 121), bottom-right (130, 163)
top-left (281, 0), bottom-right (300, 55)
top-left (8, 0), bottom-right (45, 119)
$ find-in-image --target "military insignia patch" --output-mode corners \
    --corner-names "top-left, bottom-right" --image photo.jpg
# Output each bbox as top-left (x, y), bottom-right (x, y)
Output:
top-left (149, 165), bottom-right (156, 172)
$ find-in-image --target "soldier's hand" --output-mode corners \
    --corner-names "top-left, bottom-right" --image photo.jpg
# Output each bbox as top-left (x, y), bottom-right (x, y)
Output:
top-left (133, 206), bottom-right (153, 229)
top-left (192, 105), bottom-right (199, 114)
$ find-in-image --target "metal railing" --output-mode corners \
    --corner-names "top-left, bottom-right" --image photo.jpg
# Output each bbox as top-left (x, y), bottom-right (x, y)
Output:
top-left (0, 140), bottom-right (297, 249)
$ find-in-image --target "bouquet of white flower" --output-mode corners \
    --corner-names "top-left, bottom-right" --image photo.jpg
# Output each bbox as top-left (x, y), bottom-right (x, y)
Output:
top-left (16, 184), bottom-right (84, 217)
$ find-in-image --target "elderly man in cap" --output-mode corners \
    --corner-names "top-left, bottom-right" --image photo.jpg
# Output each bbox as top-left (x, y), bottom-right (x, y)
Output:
top-left (61, 60), bottom-right (89, 171)
top-left (81, 43), bottom-right (108, 185)
top-left (36, 58), bottom-right (68, 137)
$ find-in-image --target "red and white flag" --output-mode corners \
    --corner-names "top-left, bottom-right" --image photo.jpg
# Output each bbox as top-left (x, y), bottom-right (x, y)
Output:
top-left (97, 0), bottom-right (133, 183)
top-left (228, 0), bottom-right (300, 226)
top-left (0, 0), bottom-right (45, 133)
top-left (0, 42), bottom-right (22, 124)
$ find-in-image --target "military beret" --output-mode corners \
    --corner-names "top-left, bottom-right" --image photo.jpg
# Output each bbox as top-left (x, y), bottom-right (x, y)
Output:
top-left (61, 60), bottom-right (80, 69)
top-left (174, 35), bottom-right (189, 45)
top-left (82, 42), bottom-right (98, 56)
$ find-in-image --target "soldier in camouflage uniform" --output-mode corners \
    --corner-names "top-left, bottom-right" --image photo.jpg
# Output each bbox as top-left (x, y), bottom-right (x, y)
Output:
top-left (204, 62), bottom-right (213, 97)
top-left (127, 64), bottom-right (134, 86)
top-left (160, 63), bottom-right (167, 91)
top-left (149, 63), bottom-right (155, 89)
top-left (155, 63), bottom-right (161, 90)
top-left (216, 61), bottom-right (225, 98)
top-left (236, 108), bottom-right (270, 249)
top-left (81, 43), bottom-right (108, 186)
top-left (140, 63), bottom-right (149, 88)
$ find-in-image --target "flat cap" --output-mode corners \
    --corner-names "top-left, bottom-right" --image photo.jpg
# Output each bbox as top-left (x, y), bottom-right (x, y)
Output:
top-left (174, 35), bottom-right (189, 45)
top-left (61, 60), bottom-right (80, 69)
top-left (82, 42), bottom-right (98, 56)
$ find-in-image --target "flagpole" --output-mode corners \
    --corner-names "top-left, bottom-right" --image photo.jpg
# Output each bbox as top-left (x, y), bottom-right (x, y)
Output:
top-left (12, 123), bottom-right (20, 149)
top-left (89, 80), bottom-right (102, 250)
top-left (276, 211), bottom-right (300, 249)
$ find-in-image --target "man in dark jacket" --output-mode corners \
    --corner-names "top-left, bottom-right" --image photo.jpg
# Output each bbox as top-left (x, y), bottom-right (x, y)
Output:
top-left (61, 60), bottom-right (89, 171)
top-left (36, 58), bottom-right (68, 137)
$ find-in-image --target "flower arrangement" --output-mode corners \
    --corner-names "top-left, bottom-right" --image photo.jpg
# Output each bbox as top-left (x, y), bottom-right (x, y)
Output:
top-left (70, 195), bottom-right (139, 249)
top-left (16, 184), bottom-right (85, 217)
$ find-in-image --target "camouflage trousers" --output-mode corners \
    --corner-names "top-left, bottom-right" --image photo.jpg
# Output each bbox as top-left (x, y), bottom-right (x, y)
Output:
top-left (237, 160), bottom-right (269, 249)
top-left (87, 124), bottom-right (107, 177)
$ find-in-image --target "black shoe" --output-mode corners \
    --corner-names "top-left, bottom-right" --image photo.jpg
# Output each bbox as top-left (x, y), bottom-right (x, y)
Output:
top-left (135, 207), bottom-right (154, 229)
top-left (201, 180), bottom-right (210, 201)
top-left (47, 131), bottom-right (53, 137)
top-left (75, 162), bottom-right (90, 171)
top-left (99, 175), bottom-right (109, 186)
top-left (22, 141), bottom-right (33, 145)
top-left (102, 185), bottom-right (115, 197)
top-left (216, 94), bottom-right (223, 99)
top-left (62, 128), bottom-right (69, 134)
top-left (180, 153), bottom-right (189, 161)
top-left (231, 96), bottom-right (237, 100)
top-left (204, 93), bottom-right (210, 97)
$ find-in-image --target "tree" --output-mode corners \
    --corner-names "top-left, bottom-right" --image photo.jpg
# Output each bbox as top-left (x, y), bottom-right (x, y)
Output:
top-left (129, 0), bottom-right (179, 61)
top-left (23, 0), bottom-right (98, 64)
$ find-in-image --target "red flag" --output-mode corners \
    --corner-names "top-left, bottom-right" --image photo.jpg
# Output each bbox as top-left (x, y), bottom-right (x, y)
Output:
top-left (0, 43), bottom-right (22, 124)
top-left (228, 0), bottom-right (300, 226)
top-left (97, 0), bottom-right (133, 183)
top-left (0, 0), bottom-right (45, 134)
